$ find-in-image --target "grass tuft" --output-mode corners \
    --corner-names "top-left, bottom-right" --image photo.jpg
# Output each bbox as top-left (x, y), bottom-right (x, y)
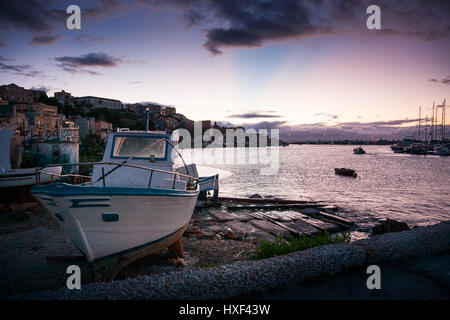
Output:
top-left (248, 231), bottom-right (351, 260)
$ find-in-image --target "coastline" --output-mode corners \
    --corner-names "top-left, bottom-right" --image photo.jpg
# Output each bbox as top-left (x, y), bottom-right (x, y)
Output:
top-left (5, 219), bottom-right (449, 300)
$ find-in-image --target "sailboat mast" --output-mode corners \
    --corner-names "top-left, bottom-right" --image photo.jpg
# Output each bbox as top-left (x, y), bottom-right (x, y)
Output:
top-left (443, 99), bottom-right (446, 141)
top-left (431, 102), bottom-right (435, 141)
top-left (418, 106), bottom-right (421, 140)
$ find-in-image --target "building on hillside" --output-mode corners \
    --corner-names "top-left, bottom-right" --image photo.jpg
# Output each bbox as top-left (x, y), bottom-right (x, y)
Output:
top-left (0, 104), bottom-right (28, 132)
top-left (30, 89), bottom-right (48, 102)
top-left (74, 96), bottom-right (123, 110)
top-left (163, 106), bottom-right (176, 116)
top-left (148, 104), bottom-right (163, 114)
top-left (94, 120), bottom-right (113, 141)
top-left (54, 90), bottom-right (74, 105)
top-left (15, 103), bottom-right (59, 140)
top-left (73, 116), bottom-right (95, 138)
top-left (58, 120), bottom-right (79, 142)
top-left (0, 83), bottom-right (34, 103)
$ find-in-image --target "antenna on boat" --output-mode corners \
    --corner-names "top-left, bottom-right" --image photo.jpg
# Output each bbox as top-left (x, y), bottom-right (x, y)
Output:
top-left (145, 107), bottom-right (150, 132)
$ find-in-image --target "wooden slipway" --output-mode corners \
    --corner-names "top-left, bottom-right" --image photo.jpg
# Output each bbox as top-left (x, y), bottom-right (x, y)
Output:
top-left (204, 196), bottom-right (353, 239)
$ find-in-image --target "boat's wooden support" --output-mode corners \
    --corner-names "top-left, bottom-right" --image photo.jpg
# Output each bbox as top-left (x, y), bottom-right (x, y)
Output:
top-left (168, 238), bottom-right (184, 258)
top-left (90, 221), bottom-right (190, 282)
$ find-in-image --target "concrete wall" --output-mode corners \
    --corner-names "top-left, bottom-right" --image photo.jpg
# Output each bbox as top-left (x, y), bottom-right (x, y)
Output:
top-left (32, 141), bottom-right (79, 173)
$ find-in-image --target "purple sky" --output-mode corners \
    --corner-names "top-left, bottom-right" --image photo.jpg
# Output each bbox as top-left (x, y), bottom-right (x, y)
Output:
top-left (0, 0), bottom-right (449, 140)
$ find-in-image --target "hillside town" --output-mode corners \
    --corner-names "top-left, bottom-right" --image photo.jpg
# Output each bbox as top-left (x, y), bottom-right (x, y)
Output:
top-left (0, 83), bottom-right (286, 172)
top-left (0, 83), bottom-right (213, 170)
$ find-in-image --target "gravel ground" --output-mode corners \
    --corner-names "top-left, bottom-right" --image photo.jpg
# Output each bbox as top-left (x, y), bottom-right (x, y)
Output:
top-left (9, 220), bottom-right (450, 300)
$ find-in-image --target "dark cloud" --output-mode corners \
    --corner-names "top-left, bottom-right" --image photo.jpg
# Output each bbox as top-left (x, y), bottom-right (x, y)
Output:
top-left (0, 57), bottom-right (40, 77)
top-left (28, 34), bottom-right (62, 46)
top-left (0, 0), bottom-right (65, 33)
top-left (149, 0), bottom-right (450, 54)
top-left (54, 52), bottom-right (123, 75)
top-left (74, 34), bottom-right (107, 46)
top-left (83, 0), bottom-right (131, 19)
top-left (227, 112), bottom-right (281, 119)
top-left (241, 120), bottom-right (288, 130)
top-left (1, 0), bottom-right (448, 54)
top-left (429, 77), bottom-right (450, 85)
top-left (0, 0), bottom-right (127, 47)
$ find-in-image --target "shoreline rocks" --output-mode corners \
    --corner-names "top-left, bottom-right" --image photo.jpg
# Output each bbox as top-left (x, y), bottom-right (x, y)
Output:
top-left (371, 218), bottom-right (410, 236)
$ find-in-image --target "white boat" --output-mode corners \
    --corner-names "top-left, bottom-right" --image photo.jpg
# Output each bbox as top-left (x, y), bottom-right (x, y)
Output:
top-left (0, 127), bottom-right (62, 190)
top-left (31, 129), bottom-right (202, 280)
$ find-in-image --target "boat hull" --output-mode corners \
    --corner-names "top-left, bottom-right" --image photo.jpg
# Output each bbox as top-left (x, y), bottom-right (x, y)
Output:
top-left (334, 168), bottom-right (357, 177)
top-left (0, 166), bottom-right (62, 188)
top-left (31, 183), bottom-right (199, 263)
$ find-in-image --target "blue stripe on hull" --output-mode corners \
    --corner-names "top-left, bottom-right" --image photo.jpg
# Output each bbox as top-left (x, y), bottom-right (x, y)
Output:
top-left (31, 182), bottom-right (199, 197)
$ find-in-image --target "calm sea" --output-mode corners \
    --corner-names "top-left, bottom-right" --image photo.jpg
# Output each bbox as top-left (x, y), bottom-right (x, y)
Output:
top-left (187, 145), bottom-right (450, 236)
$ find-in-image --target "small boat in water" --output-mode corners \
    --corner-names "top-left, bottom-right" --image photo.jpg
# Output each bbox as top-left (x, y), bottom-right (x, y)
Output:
top-left (391, 144), bottom-right (405, 153)
top-left (334, 168), bottom-right (357, 177)
top-left (31, 128), bottom-right (206, 280)
top-left (353, 146), bottom-right (366, 154)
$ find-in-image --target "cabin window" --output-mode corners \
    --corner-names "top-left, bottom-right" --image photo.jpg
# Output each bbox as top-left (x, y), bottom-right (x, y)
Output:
top-left (112, 136), bottom-right (166, 159)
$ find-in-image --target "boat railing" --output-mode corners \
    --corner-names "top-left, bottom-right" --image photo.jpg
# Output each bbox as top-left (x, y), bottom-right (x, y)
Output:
top-left (35, 162), bottom-right (199, 190)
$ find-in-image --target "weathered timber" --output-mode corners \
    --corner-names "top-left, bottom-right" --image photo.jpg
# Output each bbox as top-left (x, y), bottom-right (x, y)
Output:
top-left (248, 219), bottom-right (293, 239)
top-left (224, 203), bottom-right (326, 210)
top-left (240, 211), bottom-right (303, 237)
top-left (283, 211), bottom-right (342, 232)
top-left (285, 219), bottom-right (321, 236)
top-left (316, 210), bottom-right (353, 227)
top-left (218, 196), bottom-right (322, 204)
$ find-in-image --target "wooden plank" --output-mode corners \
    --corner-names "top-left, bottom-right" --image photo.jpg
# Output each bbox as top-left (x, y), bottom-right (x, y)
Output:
top-left (246, 211), bottom-right (303, 237)
top-left (285, 219), bottom-right (320, 236)
top-left (283, 211), bottom-right (341, 232)
top-left (218, 196), bottom-right (321, 204)
top-left (316, 210), bottom-right (353, 226)
top-left (224, 203), bottom-right (326, 210)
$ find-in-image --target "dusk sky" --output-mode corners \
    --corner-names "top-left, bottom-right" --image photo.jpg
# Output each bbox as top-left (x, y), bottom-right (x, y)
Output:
top-left (0, 0), bottom-right (449, 139)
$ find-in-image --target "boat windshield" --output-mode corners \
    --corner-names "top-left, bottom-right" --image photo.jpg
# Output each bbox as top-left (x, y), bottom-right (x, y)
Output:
top-left (112, 136), bottom-right (166, 159)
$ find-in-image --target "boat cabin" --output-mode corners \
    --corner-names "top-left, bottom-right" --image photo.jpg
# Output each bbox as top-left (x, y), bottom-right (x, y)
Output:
top-left (91, 129), bottom-right (192, 190)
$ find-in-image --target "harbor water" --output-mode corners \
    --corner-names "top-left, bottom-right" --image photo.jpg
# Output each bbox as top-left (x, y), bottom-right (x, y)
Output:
top-left (188, 145), bottom-right (450, 234)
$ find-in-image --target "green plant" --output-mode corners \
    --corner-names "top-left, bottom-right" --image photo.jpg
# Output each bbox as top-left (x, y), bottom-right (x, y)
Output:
top-left (79, 132), bottom-right (105, 161)
top-left (248, 231), bottom-right (351, 260)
